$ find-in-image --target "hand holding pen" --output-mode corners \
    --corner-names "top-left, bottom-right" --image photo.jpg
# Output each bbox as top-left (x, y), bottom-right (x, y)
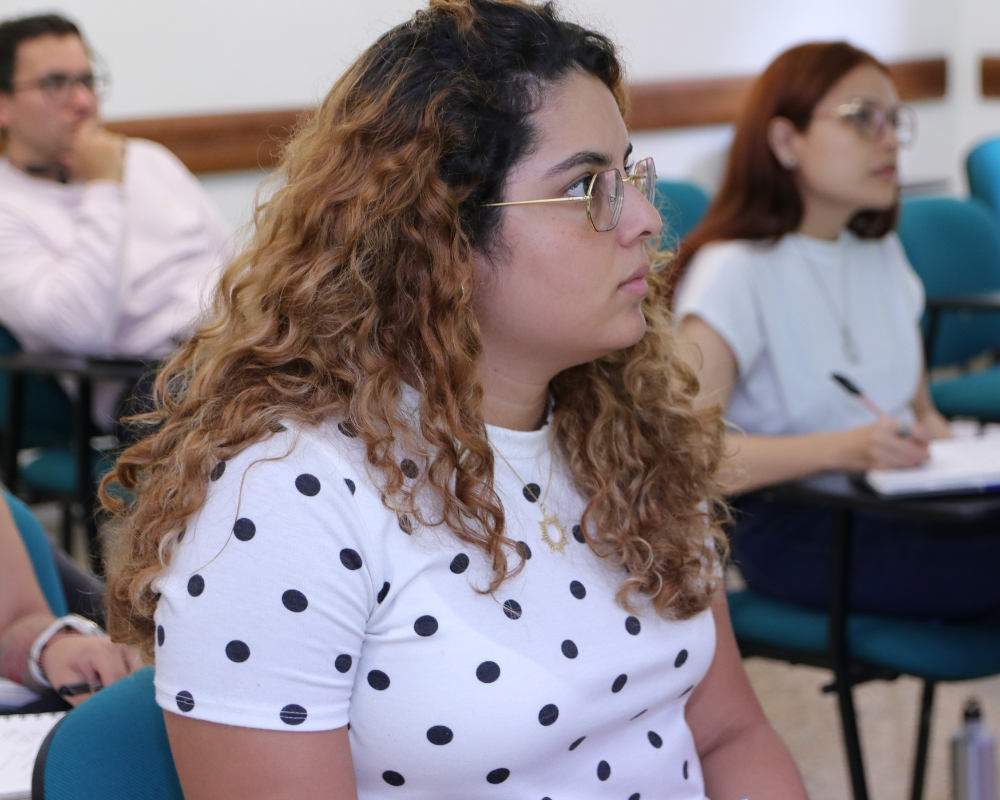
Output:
top-left (831, 373), bottom-right (930, 470)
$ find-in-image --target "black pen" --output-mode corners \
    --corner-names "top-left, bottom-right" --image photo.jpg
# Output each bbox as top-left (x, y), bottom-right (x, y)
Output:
top-left (830, 373), bottom-right (912, 438)
top-left (57, 680), bottom-right (103, 697)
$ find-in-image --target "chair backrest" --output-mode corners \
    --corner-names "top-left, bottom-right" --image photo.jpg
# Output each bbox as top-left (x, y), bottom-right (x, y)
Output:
top-left (897, 196), bottom-right (1000, 366)
top-left (0, 323), bottom-right (73, 448)
top-left (7, 488), bottom-right (67, 616)
top-left (35, 667), bottom-right (184, 800)
top-left (655, 179), bottom-right (710, 246)
top-left (967, 137), bottom-right (1000, 218)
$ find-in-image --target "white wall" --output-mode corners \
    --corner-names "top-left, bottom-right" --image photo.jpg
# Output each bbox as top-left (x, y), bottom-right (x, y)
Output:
top-left (0, 0), bottom-right (994, 229)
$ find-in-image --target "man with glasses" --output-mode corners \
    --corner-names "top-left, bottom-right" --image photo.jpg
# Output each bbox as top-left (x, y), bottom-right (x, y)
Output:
top-left (0, 13), bottom-right (231, 433)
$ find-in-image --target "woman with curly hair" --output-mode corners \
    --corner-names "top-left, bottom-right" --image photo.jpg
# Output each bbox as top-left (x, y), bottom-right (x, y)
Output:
top-left (103, 1), bottom-right (806, 797)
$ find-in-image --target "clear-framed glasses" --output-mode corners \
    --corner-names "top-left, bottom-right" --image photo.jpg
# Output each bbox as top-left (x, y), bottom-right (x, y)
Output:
top-left (11, 69), bottom-right (109, 103)
top-left (827, 98), bottom-right (916, 147)
top-left (485, 156), bottom-right (657, 232)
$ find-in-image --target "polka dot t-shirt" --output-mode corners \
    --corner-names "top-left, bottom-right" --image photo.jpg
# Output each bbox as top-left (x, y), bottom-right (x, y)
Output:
top-left (153, 418), bottom-right (717, 799)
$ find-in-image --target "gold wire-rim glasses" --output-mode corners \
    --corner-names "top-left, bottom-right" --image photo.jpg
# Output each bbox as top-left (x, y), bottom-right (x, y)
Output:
top-left (484, 156), bottom-right (657, 232)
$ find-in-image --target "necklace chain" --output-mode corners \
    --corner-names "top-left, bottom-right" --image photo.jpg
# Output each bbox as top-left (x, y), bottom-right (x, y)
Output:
top-left (492, 447), bottom-right (568, 554)
top-left (795, 237), bottom-right (861, 365)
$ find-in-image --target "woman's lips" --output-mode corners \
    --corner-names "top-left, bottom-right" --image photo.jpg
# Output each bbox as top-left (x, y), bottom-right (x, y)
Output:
top-left (619, 265), bottom-right (650, 297)
top-left (873, 165), bottom-right (897, 180)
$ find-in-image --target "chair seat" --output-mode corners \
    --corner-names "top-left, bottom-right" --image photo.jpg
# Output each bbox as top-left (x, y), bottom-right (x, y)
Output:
top-left (729, 589), bottom-right (1000, 682)
top-left (20, 446), bottom-right (116, 496)
top-left (930, 367), bottom-right (1000, 421)
top-left (37, 667), bottom-right (183, 800)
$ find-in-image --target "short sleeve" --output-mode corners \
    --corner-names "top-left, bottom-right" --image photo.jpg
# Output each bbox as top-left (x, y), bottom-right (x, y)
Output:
top-left (152, 429), bottom-right (381, 731)
top-left (673, 242), bottom-right (766, 377)
top-left (883, 232), bottom-right (925, 323)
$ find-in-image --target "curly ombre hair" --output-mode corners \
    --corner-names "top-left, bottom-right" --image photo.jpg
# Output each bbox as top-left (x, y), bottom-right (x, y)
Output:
top-left (103, 0), bottom-right (728, 657)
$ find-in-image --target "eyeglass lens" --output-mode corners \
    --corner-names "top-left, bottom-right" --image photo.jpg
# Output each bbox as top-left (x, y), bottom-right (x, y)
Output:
top-left (588, 158), bottom-right (657, 232)
top-left (37, 71), bottom-right (105, 101)
top-left (847, 102), bottom-right (915, 145)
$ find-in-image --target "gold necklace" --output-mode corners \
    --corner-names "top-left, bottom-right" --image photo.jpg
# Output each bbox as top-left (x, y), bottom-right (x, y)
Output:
top-left (493, 448), bottom-right (568, 554)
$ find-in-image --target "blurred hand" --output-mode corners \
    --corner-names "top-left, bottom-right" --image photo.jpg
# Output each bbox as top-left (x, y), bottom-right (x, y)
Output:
top-left (41, 634), bottom-right (142, 707)
top-left (62, 120), bottom-right (125, 183)
top-left (841, 417), bottom-right (930, 471)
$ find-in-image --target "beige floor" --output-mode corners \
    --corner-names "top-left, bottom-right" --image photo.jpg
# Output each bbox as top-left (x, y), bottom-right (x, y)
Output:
top-left (746, 657), bottom-right (1000, 800)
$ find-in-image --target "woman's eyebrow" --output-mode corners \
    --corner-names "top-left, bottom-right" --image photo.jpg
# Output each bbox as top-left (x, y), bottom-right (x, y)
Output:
top-left (544, 150), bottom-right (612, 178)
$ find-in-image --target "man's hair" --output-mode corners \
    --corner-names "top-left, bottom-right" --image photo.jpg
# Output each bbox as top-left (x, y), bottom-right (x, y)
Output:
top-left (0, 13), bottom-right (83, 92)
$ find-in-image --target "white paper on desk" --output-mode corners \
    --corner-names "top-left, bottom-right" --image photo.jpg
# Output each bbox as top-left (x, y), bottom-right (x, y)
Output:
top-left (0, 712), bottom-right (64, 800)
top-left (866, 437), bottom-right (1000, 496)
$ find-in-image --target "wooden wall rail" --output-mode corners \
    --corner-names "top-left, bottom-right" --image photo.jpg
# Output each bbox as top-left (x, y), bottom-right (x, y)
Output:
top-left (983, 57), bottom-right (1000, 96)
top-left (106, 56), bottom-right (947, 175)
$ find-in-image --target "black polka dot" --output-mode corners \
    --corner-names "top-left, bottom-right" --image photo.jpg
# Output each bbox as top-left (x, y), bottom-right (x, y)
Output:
top-left (414, 615), bottom-right (438, 636)
top-left (675, 649), bottom-right (689, 668)
top-left (572, 524), bottom-right (585, 543)
top-left (517, 541), bottom-right (532, 560)
top-left (522, 483), bottom-right (541, 502)
top-left (426, 725), bottom-right (453, 745)
top-left (226, 640), bottom-right (250, 663)
top-left (597, 760), bottom-right (611, 781)
top-left (450, 553), bottom-right (470, 574)
top-left (345, 478), bottom-right (356, 495)
top-left (282, 589), bottom-right (308, 612)
top-left (377, 582), bottom-right (390, 603)
top-left (152, 592), bottom-right (161, 602)
top-left (295, 473), bottom-right (321, 496)
top-left (683, 760), bottom-right (689, 779)
top-left (398, 515), bottom-right (413, 534)
top-left (486, 768), bottom-right (510, 784)
top-left (503, 599), bottom-right (522, 620)
top-left (233, 517), bottom-right (256, 541)
top-left (280, 704), bottom-right (307, 725)
top-left (648, 730), bottom-right (663, 748)
top-left (368, 670), bottom-right (390, 690)
top-left (625, 616), bottom-right (641, 635)
top-left (187, 574), bottom-right (205, 597)
top-left (570, 580), bottom-right (586, 599)
top-left (679, 685), bottom-right (694, 698)
top-left (569, 736), bottom-right (585, 751)
top-left (338, 421), bottom-right (358, 438)
top-left (340, 548), bottom-right (363, 570)
top-left (382, 771), bottom-right (404, 787)
top-left (561, 639), bottom-right (578, 658)
top-left (210, 461), bottom-right (226, 481)
top-left (538, 704), bottom-right (559, 726)
top-left (270, 422), bottom-right (287, 432)
top-left (335, 654), bottom-right (352, 673)
top-left (629, 794), bottom-right (641, 800)
top-left (612, 674), bottom-right (628, 693)
top-left (175, 691), bottom-right (194, 712)
top-left (400, 459), bottom-right (419, 479)
top-left (176, 527), bottom-right (185, 542)
top-left (630, 709), bottom-right (648, 721)
top-left (476, 661), bottom-right (500, 683)
top-left (157, 625), bottom-right (165, 646)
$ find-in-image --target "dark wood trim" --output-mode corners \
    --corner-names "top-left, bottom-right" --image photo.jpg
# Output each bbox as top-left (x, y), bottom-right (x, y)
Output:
top-left (104, 56), bottom-right (948, 174)
top-left (982, 57), bottom-right (1000, 96)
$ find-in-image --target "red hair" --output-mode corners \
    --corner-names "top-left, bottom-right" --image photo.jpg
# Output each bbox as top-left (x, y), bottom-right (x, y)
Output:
top-left (672, 41), bottom-right (898, 283)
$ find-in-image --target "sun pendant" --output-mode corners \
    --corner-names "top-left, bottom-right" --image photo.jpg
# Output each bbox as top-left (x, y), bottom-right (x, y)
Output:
top-left (539, 511), bottom-right (567, 554)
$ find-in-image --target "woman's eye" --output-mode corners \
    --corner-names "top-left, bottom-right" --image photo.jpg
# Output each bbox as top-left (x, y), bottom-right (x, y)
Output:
top-left (566, 175), bottom-right (592, 197)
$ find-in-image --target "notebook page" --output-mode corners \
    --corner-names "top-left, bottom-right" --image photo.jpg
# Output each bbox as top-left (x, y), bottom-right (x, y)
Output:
top-left (0, 712), bottom-right (65, 800)
top-left (866, 437), bottom-right (1000, 496)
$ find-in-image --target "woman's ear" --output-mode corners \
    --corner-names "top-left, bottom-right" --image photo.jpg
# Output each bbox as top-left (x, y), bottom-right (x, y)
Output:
top-left (767, 117), bottom-right (800, 170)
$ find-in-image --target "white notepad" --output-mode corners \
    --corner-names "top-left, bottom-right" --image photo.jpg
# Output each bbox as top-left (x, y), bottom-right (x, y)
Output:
top-left (0, 712), bottom-right (65, 800)
top-left (866, 437), bottom-right (1000, 497)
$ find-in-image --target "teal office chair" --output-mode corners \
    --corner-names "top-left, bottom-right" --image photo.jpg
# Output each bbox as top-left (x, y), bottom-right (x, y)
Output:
top-left (11, 487), bottom-right (68, 617)
top-left (32, 667), bottom-right (184, 800)
top-left (967, 136), bottom-right (1000, 219)
top-left (655, 179), bottom-right (710, 245)
top-left (896, 196), bottom-right (1000, 420)
top-left (728, 488), bottom-right (1000, 800)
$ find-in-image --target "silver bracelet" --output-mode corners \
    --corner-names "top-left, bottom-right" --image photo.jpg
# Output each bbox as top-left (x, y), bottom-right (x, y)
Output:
top-left (28, 614), bottom-right (105, 689)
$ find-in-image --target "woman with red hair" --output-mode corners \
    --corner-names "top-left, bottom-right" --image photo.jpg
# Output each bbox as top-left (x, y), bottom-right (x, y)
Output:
top-left (675, 41), bottom-right (1000, 619)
